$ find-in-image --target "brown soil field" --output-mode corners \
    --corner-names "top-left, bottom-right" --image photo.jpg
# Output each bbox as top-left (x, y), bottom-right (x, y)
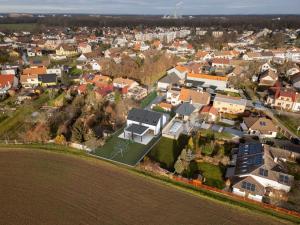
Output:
top-left (0, 149), bottom-right (293, 225)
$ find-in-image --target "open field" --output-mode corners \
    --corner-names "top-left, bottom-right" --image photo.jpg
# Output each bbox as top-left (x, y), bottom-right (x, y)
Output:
top-left (0, 23), bottom-right (38, 31)
top-left (0, 148), bottom-right (295, 225)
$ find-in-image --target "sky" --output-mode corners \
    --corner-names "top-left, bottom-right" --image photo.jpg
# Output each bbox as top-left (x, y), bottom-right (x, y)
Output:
top-left (0, 0), bottom-right (299, 15)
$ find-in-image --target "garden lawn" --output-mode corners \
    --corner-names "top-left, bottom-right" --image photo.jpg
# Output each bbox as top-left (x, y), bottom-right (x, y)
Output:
top-left (94, 129), bottom-right (159, 166)
top-left (199, 129), bottom-right (233, 140)
top-left (276, 114), bottom-right (300, 136)
top-left (190, 161), bottom-right (225, 189)
top-left (140, 91), bottom-right (157, 108)
top-left (148, 135), bottom-right (189, 170)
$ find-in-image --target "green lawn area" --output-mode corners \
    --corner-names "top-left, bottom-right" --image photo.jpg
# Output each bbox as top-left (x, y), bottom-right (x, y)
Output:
top-left (199, 129), bottom-right (233, 140)
top-left (148, 135), bottom-right (189, 170)
top-left (190, 161), bottom-right (225, 189)
top-left (94, 129), bottom-right (159, 166)
top-left (0, 23), bottom-right (37, 31)
top-left (276, 114), bottom-right (300, 135)
top-left (140, 91), bottom-right (157, 108)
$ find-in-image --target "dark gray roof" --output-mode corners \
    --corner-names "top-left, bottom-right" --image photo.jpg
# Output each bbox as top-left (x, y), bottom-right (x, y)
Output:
top-left (261, 51), bottom-right (274, 57)
top-left (127, 108), bottom-right (162, 126)
top-left (185, 79), bottom-right (205, 88)
top-left (159, 74), bottom-right (181, 84)
top-left (176, 102), bottom-right (196, 116)
top-left (125, 124), bottom-right (149, 135)
top-left (38, 73), bottom-right (57, 83)
top-left (235, 143), bottom-right (264, 175)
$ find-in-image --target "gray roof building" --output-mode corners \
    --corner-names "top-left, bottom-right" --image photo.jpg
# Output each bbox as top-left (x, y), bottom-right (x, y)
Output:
top-left (127, 108), bottom-right (163, 126)
top-left (175, 102), bottom-right (196, 116)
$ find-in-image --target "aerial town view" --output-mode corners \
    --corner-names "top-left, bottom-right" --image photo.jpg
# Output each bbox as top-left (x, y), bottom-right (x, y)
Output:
top-left (0, 0), bottom-right (300, 224)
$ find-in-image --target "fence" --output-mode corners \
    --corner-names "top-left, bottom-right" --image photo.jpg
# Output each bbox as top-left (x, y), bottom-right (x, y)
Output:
top-left (172, 175), bottom-right (300, 219)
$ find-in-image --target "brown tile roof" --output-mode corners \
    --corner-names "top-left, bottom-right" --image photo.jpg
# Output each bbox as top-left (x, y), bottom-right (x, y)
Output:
top-left (179, 88), bottom-right (210, 105)
top-left (187, 73), bottom-right (228, 81)
top-left (243, 117), bottom-right (277, 134)
top-left (22, 67), bottom-right (47, 76)
top-left (212, 58), bottom-right (230, 65)
top-left (0, 75), bottom-right (14, 88)
top-left (233, 176), bottom-right (265, 196)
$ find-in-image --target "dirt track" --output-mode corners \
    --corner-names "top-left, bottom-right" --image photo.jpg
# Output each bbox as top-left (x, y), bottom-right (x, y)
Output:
top-left (0, 149), bottom-right (292, 225)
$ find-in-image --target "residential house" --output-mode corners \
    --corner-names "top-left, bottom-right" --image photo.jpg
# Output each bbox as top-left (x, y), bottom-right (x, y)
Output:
top-left (124, 108), bottom-right (167, 142)
top-left (47, 68), bottom-right (62, 77)
top-left (90, 60), bottom-right (102, 71)
top-left (259, 51), bottom-right (274, 61)
top-left (167, 65), bottom-right (189, 80)
top-left (258, 70), bottom-right (278, 86)
top-left (78, 42), bottom-right (92, 54)
top-left (213, 94), bottom-right (247, 114)
top-left (166, 89), bottom-right (181, 106)
top-left (157, 73), bottom-right (181, 91)
top-left (214, 50), bottom-right (239, 60)
top-left (242, 52), bottom-right (262, 61)
top-left (178, 88), bottom-right (211, 109)
top-left (56, 44), bottom-right (78, 57)
top-left (287, 68), bottom-right (300, 77)
top-left (113, 77), bottom-right (138, 94)
top-left (260, 63), bottom-right (277, 73)
top-left (199, 105), bottom-right (218, 122)
top-left (127, 86), bottom-right (148, 101)
top-left (195, 51), bottom-right (212, 61)
top-left (292, 93), bottom-right (300, 112)
top-left (0, 74), bottom-right (18, 94)
top-left (186, 73), bottom-right (228, 91)
top-left (229, 143), bottom-right (294, 202)
top-left (291, 73), bottom-right (300, 90)
top-left (21, 66), bottom-right (47, 88)
top-left (175, 102), bottom-right (197, 121)
top-left (266, 89), bottom-right (296, 111)
top-left (241, 117), bottom-right (277, 138)
top-left (38, 74), bottom-right (57, 87)
top-left (211, 58), bottom-right (231, 69)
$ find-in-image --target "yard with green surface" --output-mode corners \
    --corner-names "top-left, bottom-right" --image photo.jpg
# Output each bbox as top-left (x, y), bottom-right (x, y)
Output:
top-left (189, 161), bottom-right (225, 189)
top-left (276, 114), bottom-right (300, 136)
top-left (148, 135), bottom-right (189, 170)
top-left (199, 129), bottom-right (233, 140)
top-left (94, 129), bottom-right (159, 166)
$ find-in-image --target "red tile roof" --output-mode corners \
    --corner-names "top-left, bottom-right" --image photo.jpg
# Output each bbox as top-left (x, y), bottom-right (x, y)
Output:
top-left (0, 75), bottom-right (14, 89)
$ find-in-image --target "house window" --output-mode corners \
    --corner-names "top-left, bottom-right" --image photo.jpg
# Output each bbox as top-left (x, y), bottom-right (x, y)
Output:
top-left (241, 181), bottom-right (255, 192)
top-left (279, 174), bottom-right (289, 184)
top-left (259, 168), bottom-right (268, 177)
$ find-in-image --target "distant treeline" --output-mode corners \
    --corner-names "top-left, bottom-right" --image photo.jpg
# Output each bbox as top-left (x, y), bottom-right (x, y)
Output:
top-left (0, 15), bottom-right (300, 31)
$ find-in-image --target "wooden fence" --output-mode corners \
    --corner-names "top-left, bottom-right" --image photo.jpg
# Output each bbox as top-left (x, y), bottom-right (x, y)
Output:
top-left (172, 175), bottom-right (300, 219)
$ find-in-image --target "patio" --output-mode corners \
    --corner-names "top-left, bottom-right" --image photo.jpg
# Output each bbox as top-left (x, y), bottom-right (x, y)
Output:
top-left (119, 129), bottom-right (155, 145)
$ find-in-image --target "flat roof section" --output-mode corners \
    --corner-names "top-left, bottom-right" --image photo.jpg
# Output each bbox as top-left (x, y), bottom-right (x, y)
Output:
top-left (125, 124), bottom-right (149, 136)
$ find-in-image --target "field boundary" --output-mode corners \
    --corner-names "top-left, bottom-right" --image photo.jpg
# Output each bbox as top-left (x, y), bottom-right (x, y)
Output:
top-left (0, 144), bottom-right (299, 224)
